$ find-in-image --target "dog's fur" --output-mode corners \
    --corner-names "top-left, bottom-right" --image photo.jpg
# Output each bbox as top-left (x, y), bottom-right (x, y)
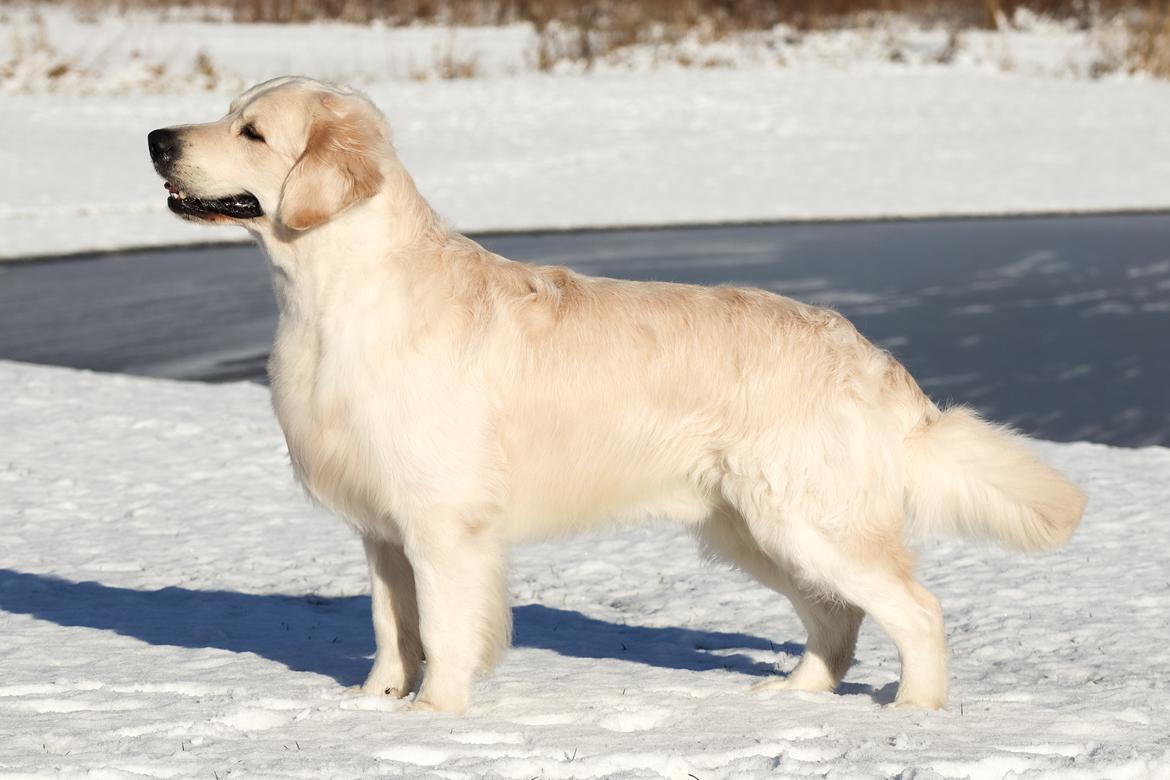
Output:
top-left (149, 77), bottom-right (1086, 714)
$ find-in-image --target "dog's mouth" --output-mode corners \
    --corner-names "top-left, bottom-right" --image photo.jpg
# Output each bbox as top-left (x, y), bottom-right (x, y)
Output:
top-left (164, 181), bottom-right (263, 221)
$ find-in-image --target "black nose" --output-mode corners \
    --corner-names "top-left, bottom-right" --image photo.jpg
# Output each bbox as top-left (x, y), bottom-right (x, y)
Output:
top-left (148, 128), bottom-right (180, 166)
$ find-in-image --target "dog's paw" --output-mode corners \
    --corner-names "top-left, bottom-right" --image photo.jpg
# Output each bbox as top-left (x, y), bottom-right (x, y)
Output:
top-left (359, 668), bottom-right (416, 699)
top-left (889, 693), bottom-right (946, 710)
top-left (750, 669), bottom-right (835, 696)
top-left (408, 682), bottom-right (469, 715)
top-left (360, 682), bottom-right (411, 698)
top-left (750, 676), bottom-right (797, 696)
top-left (406, 696), bottom-right (466, 715)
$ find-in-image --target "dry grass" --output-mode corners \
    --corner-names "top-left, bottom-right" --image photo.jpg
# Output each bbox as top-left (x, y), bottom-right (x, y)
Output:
top-left (1129, 0), bottom-right (1170, 76)
top-left (434, 29), bottom-right (480, 78)
top-left (11, 0), bottom-right (1151, 29)
top-left (6, 0), bottom-right (1170, 78)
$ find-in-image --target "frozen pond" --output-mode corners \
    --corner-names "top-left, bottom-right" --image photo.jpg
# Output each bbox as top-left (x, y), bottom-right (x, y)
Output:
top-left (2, 213), bottom-right (1167, 447)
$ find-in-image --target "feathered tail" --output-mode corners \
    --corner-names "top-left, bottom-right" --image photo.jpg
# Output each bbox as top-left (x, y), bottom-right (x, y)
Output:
top-left (903, 406), bottom-right (1085, 551)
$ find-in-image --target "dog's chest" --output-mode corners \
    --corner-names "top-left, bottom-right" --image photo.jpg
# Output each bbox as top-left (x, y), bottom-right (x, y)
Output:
top-left (270, 358), bottom-right (398, 528)
top-left (266, 315), bottom-right (492, 535)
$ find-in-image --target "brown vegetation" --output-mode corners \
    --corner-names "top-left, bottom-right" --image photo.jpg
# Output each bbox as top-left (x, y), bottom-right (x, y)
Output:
top-left (1130, 0), bottom-right (1170, 76)
top-left (7, 0), bottom-right (1170, 78)
top-left (9, 0), bottom-right (1158, 29)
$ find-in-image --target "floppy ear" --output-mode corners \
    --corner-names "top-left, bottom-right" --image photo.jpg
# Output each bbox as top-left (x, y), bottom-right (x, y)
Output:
top-left (278, 96), bottom-right (385, 232)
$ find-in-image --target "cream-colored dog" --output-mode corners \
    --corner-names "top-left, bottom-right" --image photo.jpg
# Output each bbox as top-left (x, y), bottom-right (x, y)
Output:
top-left (148, 77), bottom-right (1085, 715)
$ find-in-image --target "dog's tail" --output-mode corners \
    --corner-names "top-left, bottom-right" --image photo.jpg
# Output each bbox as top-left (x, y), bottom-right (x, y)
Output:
top-left (903, 406), bottom-right (1085, 551)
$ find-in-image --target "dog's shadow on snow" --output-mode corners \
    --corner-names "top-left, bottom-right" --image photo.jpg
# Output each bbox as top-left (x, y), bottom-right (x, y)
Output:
top-left (0, 568), bottom-right (796, 686)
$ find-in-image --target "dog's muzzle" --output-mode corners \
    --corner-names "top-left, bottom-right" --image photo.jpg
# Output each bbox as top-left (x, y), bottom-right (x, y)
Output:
top-left (147, 127), bottom-right (263, 221)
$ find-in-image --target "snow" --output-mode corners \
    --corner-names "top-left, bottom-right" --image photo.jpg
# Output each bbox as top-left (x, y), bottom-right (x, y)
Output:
top-left (4, 9), bottom-right (1170, 259)
top-left (3, 358), bottom-right (1170, 777)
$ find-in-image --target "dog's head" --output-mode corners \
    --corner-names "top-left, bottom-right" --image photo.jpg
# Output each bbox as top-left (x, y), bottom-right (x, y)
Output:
top-left (148, 77), bottom-right (387, 232)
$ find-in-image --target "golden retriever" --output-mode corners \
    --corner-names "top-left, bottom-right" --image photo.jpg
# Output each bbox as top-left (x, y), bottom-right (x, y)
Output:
top-left (147, 77), bottom-right (1085, 714)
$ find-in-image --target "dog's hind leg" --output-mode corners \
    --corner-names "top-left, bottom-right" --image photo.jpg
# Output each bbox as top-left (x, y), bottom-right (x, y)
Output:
top-left (741, 507), bottom-right (948, 709)
top-left (404, 507), bottom-right (511, 715)
top-left (361, 536), bottom-right (423, 698)
top-left (753, 593), bottom-right (863, 695)
top-left (696, 511), bottom-right (863, 694)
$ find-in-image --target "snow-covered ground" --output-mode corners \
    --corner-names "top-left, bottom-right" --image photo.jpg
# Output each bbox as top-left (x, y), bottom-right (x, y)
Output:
top-left (3, 9), bottom-right (1170, 259)
top-left (3, 359), bottom-right (1170, 777)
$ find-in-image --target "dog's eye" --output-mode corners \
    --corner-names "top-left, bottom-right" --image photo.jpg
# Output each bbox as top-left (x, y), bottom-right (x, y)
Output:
top-left (240, 123), bottom-right (265, 143)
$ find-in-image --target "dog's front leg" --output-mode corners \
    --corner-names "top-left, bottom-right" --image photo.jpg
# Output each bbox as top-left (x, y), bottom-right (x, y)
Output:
top-left (360, 536), bottom-right (423, 698)
top-left (403, 511), bottom-right (510, 715)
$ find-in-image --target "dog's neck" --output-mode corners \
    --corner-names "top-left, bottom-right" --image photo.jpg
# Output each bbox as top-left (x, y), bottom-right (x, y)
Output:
top-left (251, 164), bottom-right (445, 317)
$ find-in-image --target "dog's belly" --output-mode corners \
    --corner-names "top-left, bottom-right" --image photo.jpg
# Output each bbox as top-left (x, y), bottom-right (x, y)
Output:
top-left (506, 471), bottom-right (714, 539)
top-left (497, 399), bottom-right (721, 539)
